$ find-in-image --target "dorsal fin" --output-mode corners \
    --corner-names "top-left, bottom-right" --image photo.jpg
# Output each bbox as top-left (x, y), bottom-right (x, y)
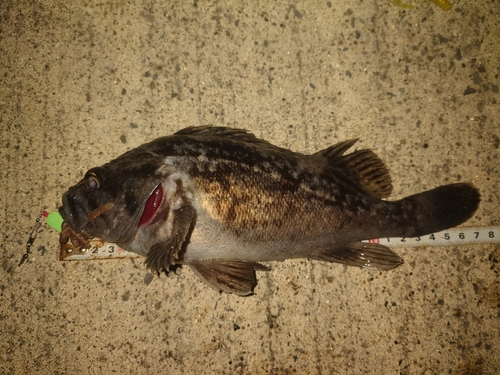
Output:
top-left (175, 126), bottom-right (265, 144)
top-left (314, 139), bottom-right (393, 198)
top-left (174, 126), bottom-right (297, 156)
top-left (176, 128), bottom-right (392, 198)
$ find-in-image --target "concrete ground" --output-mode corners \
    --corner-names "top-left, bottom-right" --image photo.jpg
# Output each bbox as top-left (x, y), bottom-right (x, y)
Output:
top-left (1, 0), bottom-right (499, 374)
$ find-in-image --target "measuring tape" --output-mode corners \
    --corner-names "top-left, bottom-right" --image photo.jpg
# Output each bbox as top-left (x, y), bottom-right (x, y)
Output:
top-left (57, 226), bottom-right (499, 261)
top-left (362, 226), bottom-right (499, 247)
top-left (60, 239), bottom-right (141, 261)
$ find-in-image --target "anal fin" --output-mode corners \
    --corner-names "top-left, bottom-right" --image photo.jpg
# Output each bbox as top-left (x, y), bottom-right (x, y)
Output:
top-left (188, 260), bottom-right (270, 296)
top-left (310, 242), bottom-right (403, 270)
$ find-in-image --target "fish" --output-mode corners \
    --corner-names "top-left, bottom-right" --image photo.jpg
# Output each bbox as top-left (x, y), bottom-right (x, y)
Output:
top-left (59, 126), bottom-right (480, 295)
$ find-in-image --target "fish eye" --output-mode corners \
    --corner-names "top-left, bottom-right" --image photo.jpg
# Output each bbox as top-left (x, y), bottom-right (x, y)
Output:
top-left (85, 172), bottom-right (101, 191)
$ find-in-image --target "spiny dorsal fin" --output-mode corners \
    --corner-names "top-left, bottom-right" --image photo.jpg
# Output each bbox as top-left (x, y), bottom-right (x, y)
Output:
top-left (175, 126), bottom-right (266, 145)
top-left (174, 126), bottom-right (298, 157)
top-left (317, 138), bottom-right (359, 159)
top-left (314, 139), bottom-right (393, 198)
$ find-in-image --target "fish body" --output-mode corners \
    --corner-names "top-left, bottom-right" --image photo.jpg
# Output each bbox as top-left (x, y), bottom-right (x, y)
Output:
top-left (59, 126), bottom-right (480, 295)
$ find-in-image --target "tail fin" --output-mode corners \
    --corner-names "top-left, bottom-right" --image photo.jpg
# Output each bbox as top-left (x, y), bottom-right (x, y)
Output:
top-left (400, 183), bottom-right (480, 237)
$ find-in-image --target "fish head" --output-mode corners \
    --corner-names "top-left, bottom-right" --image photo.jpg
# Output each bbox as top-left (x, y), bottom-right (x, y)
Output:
top-left (59, 149), bottom-right (174, 247)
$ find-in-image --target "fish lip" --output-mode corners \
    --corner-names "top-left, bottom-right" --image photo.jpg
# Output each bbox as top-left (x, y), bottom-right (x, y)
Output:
top-left (59, 192), bottom-right (89, 232)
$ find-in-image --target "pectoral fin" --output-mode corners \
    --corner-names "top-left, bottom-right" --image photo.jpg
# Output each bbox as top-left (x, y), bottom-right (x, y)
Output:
top-left (310, 242), bottom-right (403, 270)
top-left (188, 260), bottom-right (270, 296)
top-left (145, 206), bottom-right (195, 273)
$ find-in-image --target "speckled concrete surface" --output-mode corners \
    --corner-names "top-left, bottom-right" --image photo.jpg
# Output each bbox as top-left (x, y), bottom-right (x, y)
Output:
top-left (1, 1), bottom-right (499, 374)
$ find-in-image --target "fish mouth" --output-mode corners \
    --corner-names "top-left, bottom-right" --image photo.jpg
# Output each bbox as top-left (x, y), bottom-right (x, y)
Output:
top-left (59, 192), bottom-right (89, 232)
top-left (138, 183), bottom-right (164, 227)
top-left (59, 193), bottom-right (116, 237)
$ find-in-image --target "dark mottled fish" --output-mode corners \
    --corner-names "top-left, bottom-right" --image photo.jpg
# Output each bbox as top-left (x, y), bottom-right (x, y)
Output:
top-left (59, 126), bottom-right (480, 295)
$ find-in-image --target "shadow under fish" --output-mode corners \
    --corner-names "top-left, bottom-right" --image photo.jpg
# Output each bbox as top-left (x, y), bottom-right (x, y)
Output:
top-left (59, 126), bottom-right (480, 295)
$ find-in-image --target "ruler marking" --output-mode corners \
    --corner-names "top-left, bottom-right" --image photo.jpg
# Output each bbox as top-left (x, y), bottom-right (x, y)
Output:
top-left (363, 226), bottom-right (499, 247)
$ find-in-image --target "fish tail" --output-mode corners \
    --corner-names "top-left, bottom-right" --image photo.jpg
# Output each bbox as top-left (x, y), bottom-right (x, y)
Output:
top-left (398, 183), bottom-right (480, 237)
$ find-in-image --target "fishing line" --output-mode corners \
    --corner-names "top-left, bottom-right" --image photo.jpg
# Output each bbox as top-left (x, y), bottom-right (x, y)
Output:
top-left (18, 211), bottom-right (44, 266)
top-left (1, 211), bottom-right (44, 284)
